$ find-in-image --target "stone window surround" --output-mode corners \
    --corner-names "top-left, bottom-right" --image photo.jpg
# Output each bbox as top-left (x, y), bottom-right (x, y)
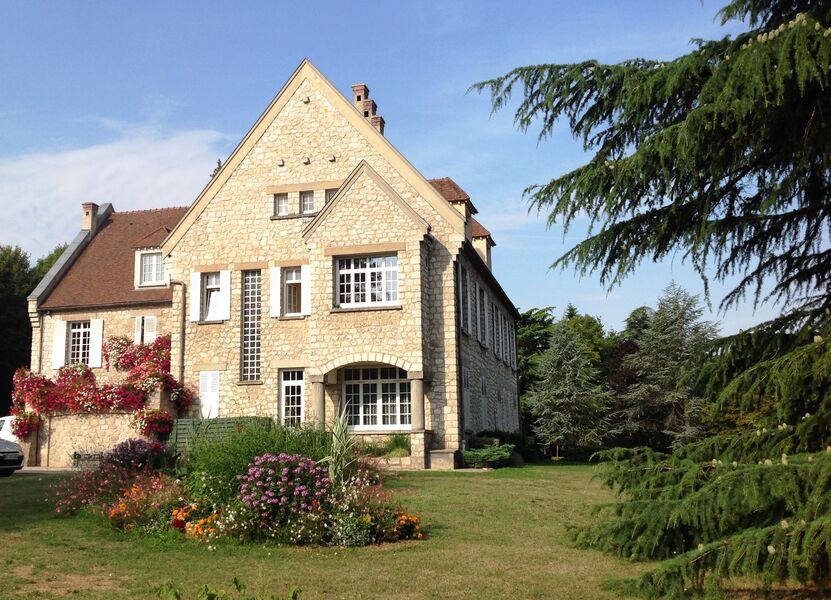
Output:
top-left (268, 179), bottom-right (342, 220)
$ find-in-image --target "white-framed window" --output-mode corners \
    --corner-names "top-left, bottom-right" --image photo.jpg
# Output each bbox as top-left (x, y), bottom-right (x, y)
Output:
top-left (274, 193), bottom-right (289, 217)
top-left (476, 283), bottom-right (487, 343)
top-left (67, 321), bottom-right (91, 365)
top-left (336, 256), bottom-right (398, 308)
top-left (502, 313), bottom-right (509, 365)
top-left (202, 272), bottom-right (222, 321)
top-left (240, 270), bottom-right (262, 381)
top-left (480, 375), bottom-right (488, 431)
top-left (281, 370), bottom-right (305, 426)
top-left (283, 267), bottom-right (302, 316)
top-left (300, 190), bottom-right (315, 214)
top-left (199, 371), bottom-right (220, 419)
top-left (325, 188), bottom-right (338, 204)
top-left (189, 270), bottom-right (231, 323)
top-left (343, 367), bottom-right (411, 429)
top-left (138, 251), bottom-right (165, 286)
top-left (133, 315), bottom-right (157, 344)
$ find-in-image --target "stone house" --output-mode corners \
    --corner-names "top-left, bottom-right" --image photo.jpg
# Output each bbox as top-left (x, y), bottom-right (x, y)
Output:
top-left (26, 60), bottom-right (519, 469)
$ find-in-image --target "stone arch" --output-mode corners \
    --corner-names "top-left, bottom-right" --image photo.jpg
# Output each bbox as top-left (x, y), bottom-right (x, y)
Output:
top-left (313, 352), bottom-right (416, 376)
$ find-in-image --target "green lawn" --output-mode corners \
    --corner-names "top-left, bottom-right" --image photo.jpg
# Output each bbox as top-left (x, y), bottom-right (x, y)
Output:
top-left (0, 464), bottom-right (646, 599)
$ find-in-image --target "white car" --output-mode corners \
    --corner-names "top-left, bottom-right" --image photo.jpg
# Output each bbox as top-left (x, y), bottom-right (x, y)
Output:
top-left (0, 416), bottom-right (17, 443)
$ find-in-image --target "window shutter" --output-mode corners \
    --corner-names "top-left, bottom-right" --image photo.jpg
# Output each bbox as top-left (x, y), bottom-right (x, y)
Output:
top-left (269, 267), bottom-right (281, 318)
top-left (217, 270), bottom-right (232, 321)
top-left (457, 264), bottom-right (464, 332)
top-left (89, 319), bottom-right (104, 368)
top-left (134, 317), bottom-right (143, 343)
top-left (300, 264), bottom-right (312, 316)
top-left (189, 272), bottom-right (201, 322)
top-left (51, 320), bottom-right (67, 370)
top-left (483, 293), bottom-right (490, 348)
top-left (144, 316), bottom-right (157, 342)
top-left (199, 371), bottom-right (220, 419)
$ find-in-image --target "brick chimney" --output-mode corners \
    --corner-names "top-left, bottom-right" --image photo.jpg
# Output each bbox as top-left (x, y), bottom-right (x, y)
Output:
top-left (351, 83), bottom-right (385, 135)
top-left (82, 202), bottom-right (99, 232)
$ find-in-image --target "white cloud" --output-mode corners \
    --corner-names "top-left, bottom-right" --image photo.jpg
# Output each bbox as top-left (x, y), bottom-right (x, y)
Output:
top-left (0, 128), bottom-right (230, 259)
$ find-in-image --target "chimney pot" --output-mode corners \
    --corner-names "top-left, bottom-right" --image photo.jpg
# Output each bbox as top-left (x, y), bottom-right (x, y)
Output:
top-left (82, 202), bottom-right (99, 232)
top-left (370, 115), bottom-right (385, 136)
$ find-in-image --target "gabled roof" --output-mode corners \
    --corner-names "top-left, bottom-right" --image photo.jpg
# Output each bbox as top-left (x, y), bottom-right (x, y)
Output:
top-left (161, 59), bottom-right (464, 256)
top-left (132, 225), bottom-right (172, 249)
top-left (40, 207), bottom-right (188, 310)
top-left (428, 177), bottom-right (478, 214)
top-left (303, 160), bottom-right (429, 240)
top-left (470, 217), bottom-right (495, 246)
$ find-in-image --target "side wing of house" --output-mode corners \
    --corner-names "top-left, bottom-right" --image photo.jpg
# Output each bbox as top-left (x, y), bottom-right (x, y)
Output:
top-left (28, 205), bottom-right (188, 383)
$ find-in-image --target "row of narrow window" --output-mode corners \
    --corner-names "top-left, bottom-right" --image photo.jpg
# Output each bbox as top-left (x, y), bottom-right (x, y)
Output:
top-left (273, 188), bottom-right (338, 217)
top-left (458, 265), bottom-right (517, 369)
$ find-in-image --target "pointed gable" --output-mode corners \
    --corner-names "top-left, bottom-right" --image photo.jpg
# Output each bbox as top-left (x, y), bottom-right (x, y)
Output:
top-left (161, 59), bottom-right (463, 257)
top-left (303, 161), bottom-right (429, 242)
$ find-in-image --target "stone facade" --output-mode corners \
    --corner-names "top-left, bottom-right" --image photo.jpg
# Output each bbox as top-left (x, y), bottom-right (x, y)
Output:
top-left (26, 61), bottom-right (519, 469)
top-left (34, 412), bottom-right (136, 468)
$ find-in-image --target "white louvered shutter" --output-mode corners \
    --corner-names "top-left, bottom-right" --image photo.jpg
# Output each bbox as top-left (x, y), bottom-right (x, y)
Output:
top-left (216, 270), bottom-right (232, 321)
top-left (199, 371), bottom-right (220, 419)
top-left (189, 272), bottom-right (201, 322)
top-left (483, 292), bottom-right (490, 348)
top-left (134, 317), bottom-right (143, 343)
top-left (51, 320), bottom-right (67, 370)
top-left (300, 264), bottom-right (312, 316)
top-left (144, 316), bottom-right (157, 342)
top-left (269, 267), bottom-right (281, 318)
top-left (89, 319), bottom-right (104, 368)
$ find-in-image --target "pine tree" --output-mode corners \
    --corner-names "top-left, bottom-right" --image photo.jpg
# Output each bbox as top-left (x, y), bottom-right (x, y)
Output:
top-left (472, 0), bottom-right (831, 328)
top-left (618, 283), bottom-right (718, 450)
top-left (474, 0), bottom-right (831, 595)
top-left (525, 321), bottom-right (611, 456)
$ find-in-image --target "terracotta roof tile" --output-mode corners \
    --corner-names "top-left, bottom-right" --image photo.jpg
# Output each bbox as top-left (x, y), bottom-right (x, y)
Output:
top-left (41, 207), bottom-right (188, 310)
top-left (470, 217), bottom-right (492, 240)
top-left (428, 177), bottom-right (470, 203)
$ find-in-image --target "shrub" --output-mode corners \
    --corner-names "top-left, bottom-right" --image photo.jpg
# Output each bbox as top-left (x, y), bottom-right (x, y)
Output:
top-left (102, 438), bottom-right (173, 471)
top-left (359, 432), bottom-right (411, 458)
top-left (105, 472), bottom-right (184, 533)
top-left (187, 420), bottom-right (332, 503)
top-left (238, 453), bottom-right (332, 544)
top-left (321, 411), bottom-right (358, 485)
top-left (475, 429), bottom-right (538, 460)
top-left (10, 412), bottom-right (40, 441)
top-left (158, 578), bottom-right (300, 600)
top-left (462, 443), bottom-right (515, 468)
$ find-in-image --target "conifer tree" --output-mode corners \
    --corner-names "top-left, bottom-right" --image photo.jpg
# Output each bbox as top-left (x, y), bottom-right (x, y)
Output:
top-left (618, 283), bottom-right (718, 449)
top-left (526, 321), bottom-right (611, 456)
top-left (475, 0), bottom-right (831, 595)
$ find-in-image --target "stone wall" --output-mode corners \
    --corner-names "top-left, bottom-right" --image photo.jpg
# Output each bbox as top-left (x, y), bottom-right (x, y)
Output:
top-left (457, 253), bottom-right (520, 436)
top-left (165, 76), bottom-right (466, 452)
top-left (36, 412), bottom-right (138, 468)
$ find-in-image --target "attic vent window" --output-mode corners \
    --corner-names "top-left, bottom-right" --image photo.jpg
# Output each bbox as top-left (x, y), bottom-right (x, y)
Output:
top-left (364, 111), bottom-right (369, 117)
top-left (356, 95), bottom-right (362, 101)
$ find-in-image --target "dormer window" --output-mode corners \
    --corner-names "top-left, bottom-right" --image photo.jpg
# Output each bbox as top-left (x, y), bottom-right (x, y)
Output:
top-left (136, 250), bottom-right (166, 287)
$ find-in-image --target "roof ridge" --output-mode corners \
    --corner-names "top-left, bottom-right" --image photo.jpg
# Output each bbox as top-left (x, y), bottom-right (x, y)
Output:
top-left (114, 206), bottom-right (189, 215)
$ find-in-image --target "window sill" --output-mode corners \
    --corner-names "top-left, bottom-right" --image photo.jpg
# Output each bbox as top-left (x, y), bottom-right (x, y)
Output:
top-left (236, 380), bottom-right (263, 386)
top-left (136, 282), bottom-right (168, 289)
top-left (270, 212), bottom-right (319, 221)
top-left (348, 426), bottom-right (413, 433)
top-left (330, 305), bottom-right (402, 314)
top-left (197, 320), bottom-right (226, 325)
top-left (278, 315), bottom-right (306, 321)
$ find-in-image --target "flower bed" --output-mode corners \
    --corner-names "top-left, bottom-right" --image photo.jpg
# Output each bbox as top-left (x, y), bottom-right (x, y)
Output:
top-left (10, 335), bottom-right (192, 441)
top-left (55, 431), bottom-right (426, 549)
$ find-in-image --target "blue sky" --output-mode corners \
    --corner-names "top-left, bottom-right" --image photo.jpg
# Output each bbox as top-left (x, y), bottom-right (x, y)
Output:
top-left (0, 0), bottom-right (779, 333)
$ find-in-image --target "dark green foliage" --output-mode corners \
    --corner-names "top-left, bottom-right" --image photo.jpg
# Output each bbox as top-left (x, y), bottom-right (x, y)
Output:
top-left (616, 283), bottom-right (718, 450)
top-left (472, 3), bottom-right (831, 327)
top-left (0, 243), bottom-right (66, 415)
top-left (474, 0), bottom-right (831, 595)
top-left (475, 429), bottom-right (539, 461)
top-left (516, 307), bottom-right (556, 397)
top-left (526, 321), bottom-right (611, 455)
top-left (462, 443), bottom-right (515, 468)
top-left (159, 577), bottom-right (300, 600)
